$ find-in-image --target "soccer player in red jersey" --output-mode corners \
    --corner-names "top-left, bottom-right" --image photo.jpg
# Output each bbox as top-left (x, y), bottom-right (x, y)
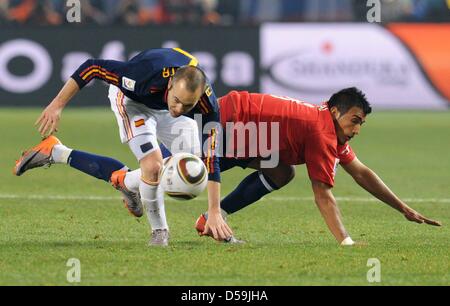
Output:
top-left (196, 88), bottom-right (441, 245)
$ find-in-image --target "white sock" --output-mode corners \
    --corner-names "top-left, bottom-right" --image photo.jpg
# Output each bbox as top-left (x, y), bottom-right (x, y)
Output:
top-left (139, 180), bottom-right (168, 231)
top-left (51, 144), bottom-right (73, 164)
top-left (124, 169), bottom-right (141, 192)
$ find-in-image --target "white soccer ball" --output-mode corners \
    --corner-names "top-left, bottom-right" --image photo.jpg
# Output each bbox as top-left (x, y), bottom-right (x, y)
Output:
top-left (160, 153), bottom-right (208, 201)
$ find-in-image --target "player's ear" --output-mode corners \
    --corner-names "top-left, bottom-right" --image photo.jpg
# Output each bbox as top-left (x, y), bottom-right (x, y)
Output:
top-left (330, 106), bottom-right (341, 119)
top-left (168, 77), bottom-right (173, 90)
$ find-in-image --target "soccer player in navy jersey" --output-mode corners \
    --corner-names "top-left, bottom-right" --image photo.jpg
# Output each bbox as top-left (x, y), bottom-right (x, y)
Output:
top-left (14, 48), bottom-right (232, 246)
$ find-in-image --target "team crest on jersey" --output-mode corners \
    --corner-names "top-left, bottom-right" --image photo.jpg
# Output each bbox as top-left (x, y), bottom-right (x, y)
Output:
top-left (205, 85), bottom-right (213, 97)
top-left (135, 119), bottom-right (145, 127)
top-left (122, 77), bottom-right (136, 91)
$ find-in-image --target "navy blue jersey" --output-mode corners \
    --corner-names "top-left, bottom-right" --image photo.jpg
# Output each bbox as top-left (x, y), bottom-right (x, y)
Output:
top-left (71, 48), bottom-right (221, 182)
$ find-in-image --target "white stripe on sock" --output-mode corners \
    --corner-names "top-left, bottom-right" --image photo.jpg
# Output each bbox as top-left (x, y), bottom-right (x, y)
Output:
top-left (258, 172), bottom-right (274, 192)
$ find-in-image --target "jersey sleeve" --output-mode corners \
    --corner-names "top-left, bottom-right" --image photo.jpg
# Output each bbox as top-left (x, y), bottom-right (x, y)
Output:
top-left (186, 84), bottom-right (221, 183)
top-left (337, 143), bottom-right (356, 165)
top-left (304, 134), bottom-right (339, 187)
top-left (202, 111), bottom-right (221, 183)
top-left (71, 59), bottom-right (128, 89)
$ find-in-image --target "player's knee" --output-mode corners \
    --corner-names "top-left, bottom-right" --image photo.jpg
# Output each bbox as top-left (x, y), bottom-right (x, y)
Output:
top-left (285, 165), bottom-right (296, 184)
top-left (140, 154), bottom-right (163, 183)
top-left (263, 165), bottom-right (295, 189)
top-left (276, 166), bottom-right (295, 188)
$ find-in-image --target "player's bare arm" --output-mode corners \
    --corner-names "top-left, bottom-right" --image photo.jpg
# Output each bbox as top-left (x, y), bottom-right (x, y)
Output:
top-left (35, 78), bottom-right (80, 137)
top-left (203, 181), bottom-right (233, 241)
top-left (311, 180), bottom-right (352, 245)
top-left (341, 157), bottom-right (441, 226)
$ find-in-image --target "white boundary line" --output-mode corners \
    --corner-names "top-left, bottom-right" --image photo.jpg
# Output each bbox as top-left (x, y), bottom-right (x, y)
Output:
top-left (0, 194), bottom-right (449, 203)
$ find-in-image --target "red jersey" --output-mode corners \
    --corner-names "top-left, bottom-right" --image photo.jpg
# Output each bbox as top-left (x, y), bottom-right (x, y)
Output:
top-left (219, 91), bottom-right (356, 186)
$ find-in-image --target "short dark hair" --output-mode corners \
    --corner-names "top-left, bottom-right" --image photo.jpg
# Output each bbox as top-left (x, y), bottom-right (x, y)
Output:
top-left (172, 65), bottom-right (207, 93)
top-left (328, 87), bottom-right (372, 115)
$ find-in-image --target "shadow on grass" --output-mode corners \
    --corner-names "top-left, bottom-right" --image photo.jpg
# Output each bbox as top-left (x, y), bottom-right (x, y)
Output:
top-left (0, 239), bottom-right (224, 251)
top-left (0, 240), bottom-right (143, 250)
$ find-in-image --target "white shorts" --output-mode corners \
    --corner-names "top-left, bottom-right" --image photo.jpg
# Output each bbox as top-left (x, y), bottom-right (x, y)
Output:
top-left (108, 85), bottom-right (201, 161)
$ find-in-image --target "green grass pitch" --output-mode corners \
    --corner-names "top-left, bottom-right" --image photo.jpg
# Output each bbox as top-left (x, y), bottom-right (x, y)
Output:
top-left (0, 108), bottom-right (449, 285)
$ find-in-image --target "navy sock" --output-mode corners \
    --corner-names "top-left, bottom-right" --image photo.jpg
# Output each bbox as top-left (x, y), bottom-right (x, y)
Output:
top-left (221, 171), bottom-right (278, 215)
top-left (68, 150), bottom-right (126, 182)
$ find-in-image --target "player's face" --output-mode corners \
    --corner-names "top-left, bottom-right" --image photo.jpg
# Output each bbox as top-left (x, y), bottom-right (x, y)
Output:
top-left (167, 79), bottom-right (201, 117)
top-left (331, 106), bottom-right (366, 145)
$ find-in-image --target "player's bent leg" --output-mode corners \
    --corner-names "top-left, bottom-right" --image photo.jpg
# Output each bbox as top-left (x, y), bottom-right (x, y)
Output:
top-left (139, 148), bottom-right (164, 183)
top-left (219, 160), bottom-right (283, 215)
top-left (140, 152), bottom-right (169, 247)
top-left (259, 163), bottom-right (296, 190)
top-left (67, 150), bottom-right (126, 181)
top-left (195, 160), bottom-right (295, 242)
top-left (14, 136), bottom-right (129, 181)
top-left (219, 162), bottom-right (295, 215)
top-left (14, 136), bottom-right (145, 217)
top-left (130, 136), bottom-right (169, 247)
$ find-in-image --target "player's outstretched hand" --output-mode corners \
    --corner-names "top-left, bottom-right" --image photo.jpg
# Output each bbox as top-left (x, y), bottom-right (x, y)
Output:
top-left (403, 207), bottom-right (442, 226)
top-left (35, 103), bottom-right (63, 137)
top-left (203, 212), bottom-right (233, 241)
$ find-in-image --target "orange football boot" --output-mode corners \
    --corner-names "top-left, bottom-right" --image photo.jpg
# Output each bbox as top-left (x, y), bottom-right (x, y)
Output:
top-left (195, 213), bottom-right (207, 236)
top-left (195, 213), bottom-right (245, 244)
top-left (111, 169), bottom-right (144, 218)
top-left (13, 136), bottom-right (61, 176)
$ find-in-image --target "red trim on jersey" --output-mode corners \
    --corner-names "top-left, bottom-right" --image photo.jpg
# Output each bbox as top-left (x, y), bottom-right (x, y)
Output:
top-left (116, 91), bottom-right (133, 141)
